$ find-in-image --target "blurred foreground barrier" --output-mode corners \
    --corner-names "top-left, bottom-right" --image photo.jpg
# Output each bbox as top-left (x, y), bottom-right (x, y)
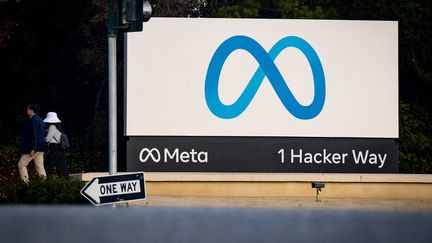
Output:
top-left (1, 206), bottom-right (431, 243)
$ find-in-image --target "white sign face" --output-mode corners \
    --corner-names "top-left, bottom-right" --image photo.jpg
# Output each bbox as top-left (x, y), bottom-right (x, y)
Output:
top-left (126, 18), bottom-right (398, 138)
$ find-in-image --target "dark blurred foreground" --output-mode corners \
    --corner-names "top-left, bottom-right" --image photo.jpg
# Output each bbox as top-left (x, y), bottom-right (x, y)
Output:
top-left (0, 206), bottom-right (431, 243)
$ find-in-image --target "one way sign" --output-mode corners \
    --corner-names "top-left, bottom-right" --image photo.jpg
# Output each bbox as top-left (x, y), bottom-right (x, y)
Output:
top-left (80, 172), bottom-right (146, 206)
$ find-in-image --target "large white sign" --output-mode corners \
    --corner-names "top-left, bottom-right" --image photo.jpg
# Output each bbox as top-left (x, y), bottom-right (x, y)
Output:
top-left (126, 18), bottom-right (398, 138)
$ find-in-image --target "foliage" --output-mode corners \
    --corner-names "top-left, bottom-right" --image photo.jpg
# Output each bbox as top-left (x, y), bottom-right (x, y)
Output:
top-left (0, 177), bottom-right (88, 204)
top-left (0, 145), bottom-right (19, 181)
top-left (0, 0), bottom-right (431, 174)
top-left (201, 0), bottom-right (327, 18)
top-left (399, 102), bottom-right (432, 173)
top-left (153, 0), bottom-right (207, 17)
top-left (66, 108), bottom-right (108, 172)
top-left (212, 0), bottom-right (261, 18)
top-left (0, 0), bottom-right (109, 173)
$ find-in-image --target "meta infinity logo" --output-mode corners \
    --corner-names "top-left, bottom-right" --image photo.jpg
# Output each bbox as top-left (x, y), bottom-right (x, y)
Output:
top-left (204, 35), bottom-right (326, 119)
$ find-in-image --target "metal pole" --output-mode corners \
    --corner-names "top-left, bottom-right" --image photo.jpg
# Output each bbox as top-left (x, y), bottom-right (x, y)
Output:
top-left (108, 36), bottom-right (117, 175)
top-left (107, 0), bottom-right (118, 176)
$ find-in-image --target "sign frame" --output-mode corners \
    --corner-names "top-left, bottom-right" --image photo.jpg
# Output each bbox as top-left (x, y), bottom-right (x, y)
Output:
top-left (124, 18), bottom-right (399, 174)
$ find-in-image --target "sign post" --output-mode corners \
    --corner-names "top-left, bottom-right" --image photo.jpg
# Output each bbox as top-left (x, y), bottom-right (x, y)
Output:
top-left (107, 0), bottom-right (152, 175)
top-left (81, 172), bottom-right (146, 206)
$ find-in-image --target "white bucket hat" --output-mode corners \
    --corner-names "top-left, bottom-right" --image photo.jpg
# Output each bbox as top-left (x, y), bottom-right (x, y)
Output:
top-left (44, 112), bottom-right (61, 123)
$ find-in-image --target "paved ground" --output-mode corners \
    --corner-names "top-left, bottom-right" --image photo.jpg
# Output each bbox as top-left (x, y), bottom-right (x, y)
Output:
top-left (1, 196), bottom-right (431, 243)
top-left (131, 196), bottom-right (432, 211)
top-left (1, 205), bottom-right (431, 243)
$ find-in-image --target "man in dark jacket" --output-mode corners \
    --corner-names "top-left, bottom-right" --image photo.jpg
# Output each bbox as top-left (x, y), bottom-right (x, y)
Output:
top-left (18, 104), bottom-right (47, 182)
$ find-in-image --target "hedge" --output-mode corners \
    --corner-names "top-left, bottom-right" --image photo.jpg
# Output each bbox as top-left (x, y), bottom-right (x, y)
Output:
top-left (0, 176), bottom-right (89, 204)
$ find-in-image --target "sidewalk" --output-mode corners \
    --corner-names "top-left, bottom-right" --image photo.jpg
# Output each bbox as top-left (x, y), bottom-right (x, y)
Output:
top-left (129, 196), bottom-right (432, 211)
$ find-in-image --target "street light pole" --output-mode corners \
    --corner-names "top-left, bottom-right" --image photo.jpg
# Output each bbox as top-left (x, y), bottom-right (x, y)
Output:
top-left (107, 0), bottom-right (152, 176)
top-left (108, 2), bottom-right (118, 175)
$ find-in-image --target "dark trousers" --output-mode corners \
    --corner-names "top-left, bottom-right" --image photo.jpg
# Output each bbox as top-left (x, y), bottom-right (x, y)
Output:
top-left (46, 143), bottom-right (69, 178)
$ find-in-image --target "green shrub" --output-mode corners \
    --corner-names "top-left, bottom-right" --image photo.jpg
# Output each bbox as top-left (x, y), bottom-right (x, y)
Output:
top-left (399, 102), bottom-right (432, 173)
top-left (0, 145), bottom-right (19, 176)
top-left (0, 176), bottom-right (89, 204)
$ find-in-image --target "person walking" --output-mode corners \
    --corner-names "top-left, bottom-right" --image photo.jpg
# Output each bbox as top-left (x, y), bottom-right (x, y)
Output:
top-left (17, 104), bottom-right (47, 182)
top-left (44, 112), bottom-right (69, 178)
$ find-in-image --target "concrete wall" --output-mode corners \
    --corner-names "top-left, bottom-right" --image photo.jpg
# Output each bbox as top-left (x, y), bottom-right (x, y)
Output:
top-left (74, 173), bottom-right (432, 200)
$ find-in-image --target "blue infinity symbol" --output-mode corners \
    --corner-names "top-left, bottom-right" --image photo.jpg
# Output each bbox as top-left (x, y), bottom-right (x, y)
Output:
top-left (204, 35), bottom-right (326, 119)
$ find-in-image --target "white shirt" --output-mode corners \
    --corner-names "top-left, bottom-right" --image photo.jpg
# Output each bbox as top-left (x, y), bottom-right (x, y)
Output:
top-left (45, 125), bottom-right (62, 144)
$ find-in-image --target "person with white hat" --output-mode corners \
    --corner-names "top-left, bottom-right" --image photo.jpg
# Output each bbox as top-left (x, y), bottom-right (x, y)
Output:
top-left (44, 112), bottom-right (69, 178)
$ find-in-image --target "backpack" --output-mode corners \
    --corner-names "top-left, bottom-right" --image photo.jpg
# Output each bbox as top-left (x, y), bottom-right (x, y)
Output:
top-left (60, 134), bottom-right (70, 151)
top-left (54, 133), bottom-right (70, 151)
